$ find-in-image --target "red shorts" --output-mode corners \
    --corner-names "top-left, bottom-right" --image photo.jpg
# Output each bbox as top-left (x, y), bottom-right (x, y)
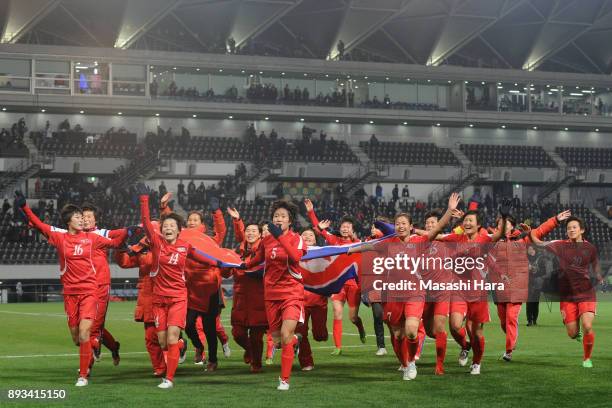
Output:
top-left (90, 284), bottom-right (111, 338)
top-left (560, 301), bottom-right (597, 325)
top-left (450, 301), bottom-right (468, 317)
top-left (63, 293), bottom-right (97, 328)
top-left (265, 298), bottom-right (304, 333)
top-left (423, 301), bottom-right (450, 320)
top-left (331, 282), bottom-right (361, 308)
top-left (467, 301), bottom-right (490, 323)
top-left (153, 295), bottom-right (187, 332)
top-left (383, 301), bottom-right (424, 327)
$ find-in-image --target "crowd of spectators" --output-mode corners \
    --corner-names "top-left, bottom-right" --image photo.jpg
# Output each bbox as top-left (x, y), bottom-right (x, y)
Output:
top-left (0, 118), bottom-right (28, 157)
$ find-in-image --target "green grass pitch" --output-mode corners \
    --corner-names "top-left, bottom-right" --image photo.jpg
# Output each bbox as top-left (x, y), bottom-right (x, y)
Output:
top-left (0, 297), bottom-right (610, 407)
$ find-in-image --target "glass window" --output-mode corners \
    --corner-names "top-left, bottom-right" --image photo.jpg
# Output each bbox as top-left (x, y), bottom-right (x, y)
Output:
top-left (35, 60), bottom-right (69, 94)
top-left (497, 82), bottom-right (528, 112)
top-left (73, 61), bottom-right (109, 95)
top-left (466, 81), bottom-right (498, 111)
top-left (112, 64), bottom-right (146, 96)
top-left (562, 85), bottom-right (594, 116)
top-left (530, 84), bottom-right (560, 113)
top-left (0, 58), bottom-right (31, 92)
top-left (592, 87), bottom-right (612, 116)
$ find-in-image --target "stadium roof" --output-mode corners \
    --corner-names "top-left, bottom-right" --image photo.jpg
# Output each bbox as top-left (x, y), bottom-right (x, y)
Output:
top-left (2, 0), bottom-right (612, 74)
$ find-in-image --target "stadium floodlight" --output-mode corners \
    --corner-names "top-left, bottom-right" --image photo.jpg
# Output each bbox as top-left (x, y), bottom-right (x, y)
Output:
top-left (304, 73), bottom-right (308, 76)
top-left (533, 126), bottom-right (538, 130)
top-left (117, 112), bottom-right (122, 115)
top-left (196, 68), bottom-right (200, 72)
top-left (595, 128), bottom-right (600, 132)
top-left (228, 115), bottom-right (233, 119)
top-left (259, 71), bottom-right (263, 74)
top-left (335, 119), bottom-right (340, 123)
top-left (403, 122), bottom-right (408, 125)
top-left (369, 120), bottom-right (374, 124)
top-left (501, 125), bottom-right (506, 129)
top-left (469, 124), bottom-right (474, 127)
top-left (219, 69), bottom-right (223, 72)
top-left (448, 80), bottom-right (452, 83)
top-left (300, 118), bottom-right (304, 122)
top-left (79, 110), bottom-right (84, 114)
top-left (564, 127), bottom-right (569, 131)
top-left (427, 79), bottom-right (431, 82)
top-left (1, 107), bottom-right (6, 111)
top-left (41, 109), bottom-right (46, 113)
top-left (192, 114), bottom-right (197, 118)
top-left (155, 113), bottom-right (160, 117)
top-left (436, 123), bottom-right (441, 126)
top-left (264, 117), bottom-right (269, 120)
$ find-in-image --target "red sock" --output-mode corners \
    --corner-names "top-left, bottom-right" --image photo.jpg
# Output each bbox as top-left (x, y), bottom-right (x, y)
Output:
top-left (400, 337), bottom-right (409, 366)
top-left (144, 323), bottom-right (165, 373)
top-left (216, 317), bottom-right (229, 345)
top-left (266, 332), bottom-right (274, 359)
top-left (472, 335), bottom-right (485, 365)
top-left (102, 328), bottom-right (118, 351)
top-left (407, 337), bottom-right (419, 363)
top-left (451, 327), bottom-right (468, 349)
top-left (416, 324), bottom-right (426, 358)
top-left (583, 332), bottom-right (595, 360)
top-left (280, 336), bottom-right (296, 382)
top-left (79, 340), bottom-right (92, 377)
top-left (435, 332), bottom-right (447, 370)
top-left (390, 335), bottom-right (402, 365)
top-left (333, 319), bottom-right (342, 349)
top-left (166, 343), bottom-right (180, 382)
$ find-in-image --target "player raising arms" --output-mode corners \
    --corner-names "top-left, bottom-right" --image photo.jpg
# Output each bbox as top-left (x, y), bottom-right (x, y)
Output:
top-left (304, 198), bottom-right (365, 355)
top-left (183, 197), bottom-right (228, 372)
top-left (296, 227), bottom-right (329, 371)
top-left (17, 196), bottom-right (127, 386)
top-left (243, 200), bottom-right (307, 391)
top-left (530, 216), bottom-right (603, 368)
top-left (138, 186), bottom-right (219, 389)
top-left (438, 201), bottom-right (509, 375)
top-left (489, 209), bottom-right (571, 362)
top-left (80, 202), bottom-right (130, 366)
top-left (224, 206), bottom-right (268, 373)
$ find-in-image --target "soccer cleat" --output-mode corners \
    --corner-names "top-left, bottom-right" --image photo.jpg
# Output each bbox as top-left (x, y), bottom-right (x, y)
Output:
top-left (302, 365), bottom-right (314, 371)
top-left (222, 342), bottom-right (231, 358)
top-left (376, 347), bottom-right (388, 356)
top-left (194, 348), bottom-right (204, 365)
top-left (358, 326), bottom-right (367, 344)
top-left (178, 339), bottom-right (188, 364)
top-left (205, 362), bottom-right (218, 372)
top-left (458, 348), bottom-right (470, 367)
top-left (111, 342), bottom-right (121, 366)
top-left (582, 359), bottom-right (593, 368)
top-left (157, 378), bottom-right (174, 389)
top-left (403, 362), bottom-right (417, 380)
top-left (265, 358), bottom-right (274, 365)
top-left (502, 352), bottom-right (512, 362)
top-left (470, 363), bottom-right (481, 375)
top-left (330, 348), bottom-right (342, 356)
top-left (75, 377), bottom-right (88, 387)
top-left (277, 377), bottom-right (290, 391)
top-left (575, 330), bottom-right (583, 342)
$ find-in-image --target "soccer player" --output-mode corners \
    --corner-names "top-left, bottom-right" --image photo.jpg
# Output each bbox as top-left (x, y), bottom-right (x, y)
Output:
top-left (296, 227), bottom-right (329, 371)
top-left (224, 207), bottom-right (268, 373)
top-left (350, 192), bottom-right (460, 380)
top-left (243, 200), bottom-right (307, 390)
top-left (438, 201), bottom-right (509, 375)
top-left (18, 197), bottom-right (127, 386)
top-left (81, 202), bottom-right (131, 365)
top-left (304, 198), bottom-right (365, 355)
top-left (183, 197), bottom-right (227, 372)
top-left (366, 220), bottom-right (388, 356)
top-left (489, 209), bottom-right (571, 362)
top-left (139, 188), bottom-right (219, 389)
top-left (530, 217), bottom-right (602, 368)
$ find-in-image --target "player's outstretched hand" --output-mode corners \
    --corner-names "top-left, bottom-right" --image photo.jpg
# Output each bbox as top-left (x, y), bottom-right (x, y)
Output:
top-left (556, 210), bottom-right (571, 222)
top-left (447, 192), bottom-right (460, 211)
top-left (318, 219), bottom-right (332, 230)
top-left (267, 222), bottom-right (283, 239)
top-left (304, 198), bottom-right (314, 212)
top-left (160, 192), bottom-right (172, 209)
top-left (227, 207), bottom-right (240, 220)
top-left (499, 198), bottom-right (512, 217)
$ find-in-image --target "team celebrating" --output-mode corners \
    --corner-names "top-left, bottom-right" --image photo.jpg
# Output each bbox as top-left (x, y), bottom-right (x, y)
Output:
top-left (13, 185), bottom-right (602, 390)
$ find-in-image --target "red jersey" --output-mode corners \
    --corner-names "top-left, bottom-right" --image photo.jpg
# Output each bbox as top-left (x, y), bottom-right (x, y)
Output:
top-left (115, 250), bottom-right (155, 322)
top-left (184, 209), bottom-right (227, 312)
top-left (140, 196), bottom-right (215, 299)
top-left (546, 240), bottom-right (598, 302)
top-left (247, 230), bottom-right (306, 301)
top-left (23, 206), bottom-right (126, 295)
